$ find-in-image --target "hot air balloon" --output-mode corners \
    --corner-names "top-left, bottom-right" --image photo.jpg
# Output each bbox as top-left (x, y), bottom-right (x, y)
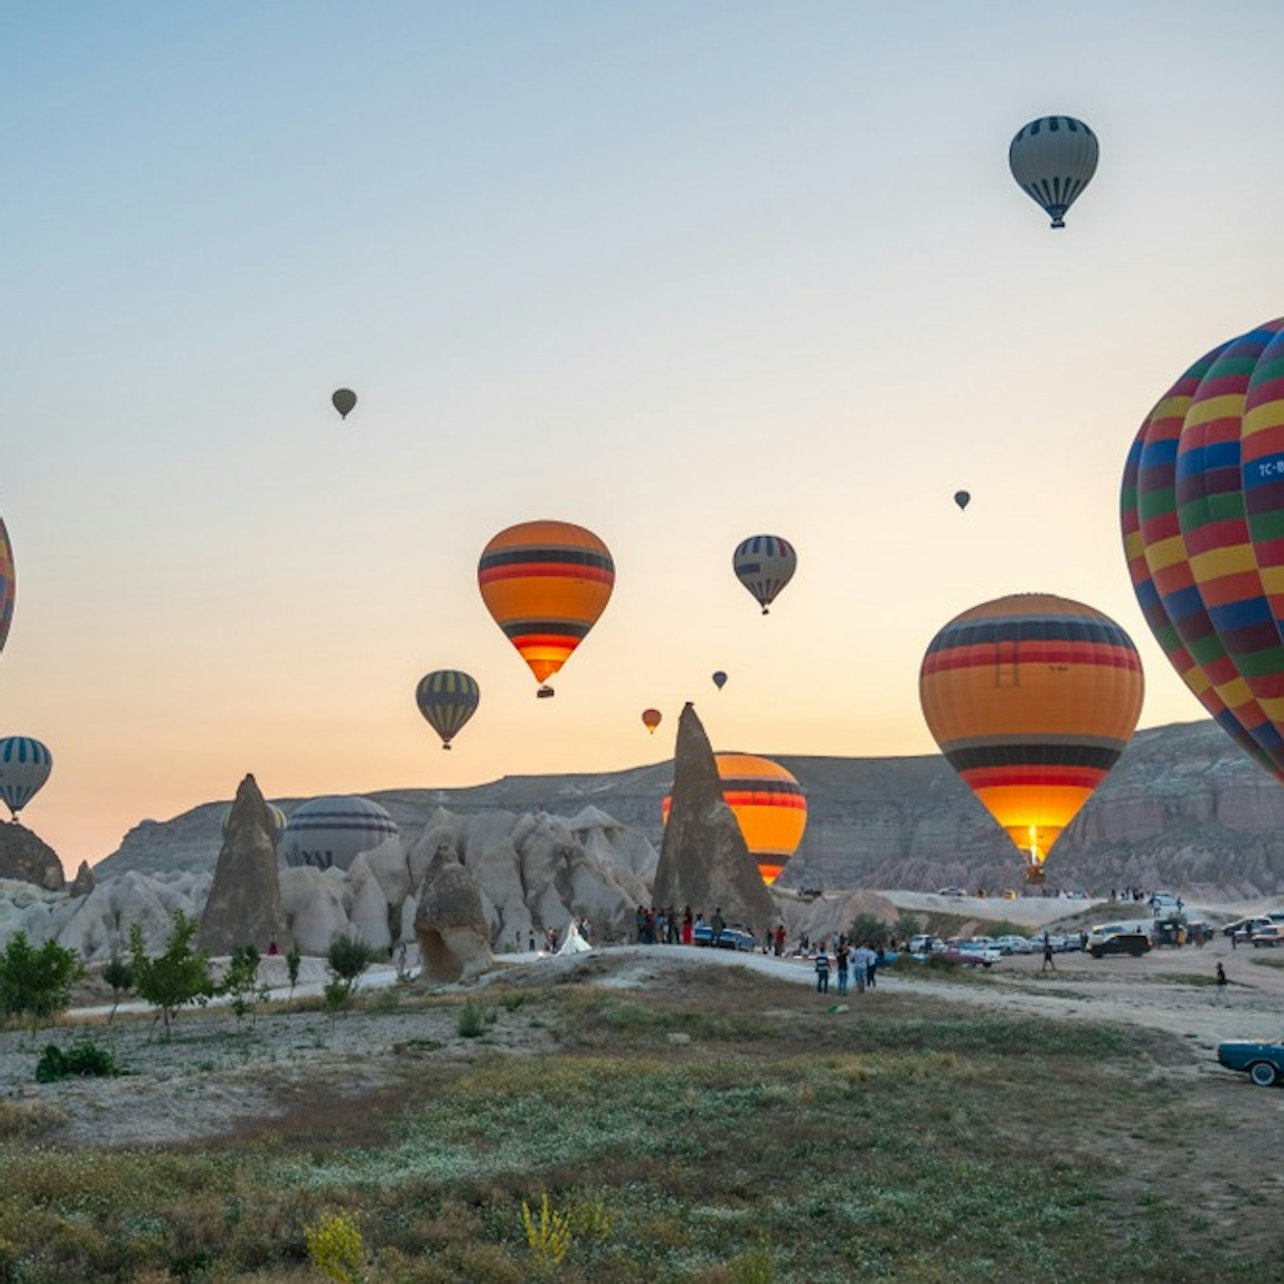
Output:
top-left (416, 669), bottom-right (480, 749)
top-left (920, 595), bottom-right (1143, 882)
top-left (1009, 116), bottom-right (1098, 229)
top-left (642, 708), bottom-right (662, 734)
top-left (478, 520), bottom-right (614, 697)
top-left (0, 737), bottom-right (52, 820)
top-left (954, 490), bottom-right (971, 511)
top-left (331, 388), bottom-right (357, 419)
top-left (222, 802), bottom-right (288, 845)
top-left (0, 516), bottom-right (13, 656)
top-left (712, 671), bottom-right (728, 691)
top-left (662, 753), bottom-right (807, 885)
top-left (1121, 317), bottom-right (1284, 781)
top-left (281, 795), bottom-right (399, 870)
top-left (733, 535), bottom-right (796, 615)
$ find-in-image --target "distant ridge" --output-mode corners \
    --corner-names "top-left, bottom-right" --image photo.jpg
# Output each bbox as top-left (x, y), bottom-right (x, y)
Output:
top-left (95, 720), bottom-right (1284, 897)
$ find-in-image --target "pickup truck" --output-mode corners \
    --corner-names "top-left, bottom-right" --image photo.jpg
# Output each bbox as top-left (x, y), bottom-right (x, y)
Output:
top-left (1216, 1040), bottom-right (1284, 1087)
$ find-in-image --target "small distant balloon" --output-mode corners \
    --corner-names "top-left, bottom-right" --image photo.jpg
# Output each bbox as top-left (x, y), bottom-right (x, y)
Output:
top-left (954, 490), bottom-right (971, 511)
top-left (733, 535), bottom-right (796, 615)
top-left (331, 388), bottom-right (357, 420)
top-left (712, 671), bottom-right (728, 690)
top-left (641, 708), bottom-right (662, 735)
top-left (1009, 116), bottom-right (1098, 229)
top-left (0, 736), bottom-right (52, 819)
top-left (416, 670), bottom-right (480, 750)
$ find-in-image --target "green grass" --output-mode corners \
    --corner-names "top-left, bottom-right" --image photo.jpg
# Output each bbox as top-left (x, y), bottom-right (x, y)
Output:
top-left (0, 974), bottom-right (1263, 1282)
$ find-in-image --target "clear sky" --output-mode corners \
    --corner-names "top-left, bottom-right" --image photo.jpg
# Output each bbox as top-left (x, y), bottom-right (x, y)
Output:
top-left (5, 1), bottom-right (1284, 868)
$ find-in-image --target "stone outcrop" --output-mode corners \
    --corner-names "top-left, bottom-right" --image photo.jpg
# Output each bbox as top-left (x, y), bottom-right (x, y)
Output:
top-left (0, 822), bottom-right (65, 891)
top-left (414, 861), bottom-right (494, 981)
top-left (653, 704), bottom-right (775, 936)
top-left (198, 775), bottom-right (290, 955)
top-left (69, 860), bottom-right (95, 898)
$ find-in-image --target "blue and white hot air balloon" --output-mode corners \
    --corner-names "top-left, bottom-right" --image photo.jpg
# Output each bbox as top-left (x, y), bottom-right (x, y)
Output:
top-left (0, 737), bottom-right (52, 819)
top-left (1009, 116), bottom-right (1099, 229)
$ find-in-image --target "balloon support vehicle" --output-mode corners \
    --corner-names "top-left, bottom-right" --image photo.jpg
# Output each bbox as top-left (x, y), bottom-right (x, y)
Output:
top-left (1216, 1040), bottom-right (1284, 1087)
top-left (692, 924), bottom-right (756, 952)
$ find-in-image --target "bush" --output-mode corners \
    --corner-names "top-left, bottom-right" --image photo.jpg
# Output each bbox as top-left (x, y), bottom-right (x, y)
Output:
top-left (101, 954), bottom-right (133, 1021)
top-left (457, 1001), bottom-right (487, 1038)
top-left (129, 912), bottom-right (216, 1037)
top-left (0, 932), bottom-right (85, 1031)
top-left (35, 1040), bottom-right (123, 1083)
top-left (304, 1210), bottom-right (365, 1284)
top-left (327, 934), bottom-right (377, 997)
top-left (222, 943), bottom-right (266, 1024)
top-left (847, 913), bottom-right (891, 951)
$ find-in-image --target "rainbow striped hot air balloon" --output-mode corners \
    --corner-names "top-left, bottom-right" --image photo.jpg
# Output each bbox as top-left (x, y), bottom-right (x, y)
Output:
top-left (920, 595), bottom-right (1143, 882)
top-left (0, 516), bottom-right (14, 657)
top-left (478, 520), bottom-right (614, 697)
top-left (662, 752), bottom-right (807, 886)
top-left (1121, 318), bottom-right (1284, 781)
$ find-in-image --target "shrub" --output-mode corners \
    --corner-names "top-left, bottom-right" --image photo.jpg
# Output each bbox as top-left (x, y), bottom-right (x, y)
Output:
top-left (457, 1001), bottom-right (487, 1038)
top-left (101, 954), bottom-right (133, 1021)
top-left (327, 934), bottom-right (378, 997)
top-left (847, 913), bottom-right (891, 951)
top-left (129, 912), bottom-right (216, 1037)
top-left (286, 940), bottom-right (302, 1002)
top-left (304, 1210), bottom-right (365, 1284)
top-left (35, 1040), bottom-right (123, 1083)
top-left (222, 943), bottom-right (266, 1024)
top-left (521, 1193), bottom-right (571, 1271)
top-left (0, 933), bottom-right (85, 1031)
top-left (323, 977), bottom-right (351, 1017)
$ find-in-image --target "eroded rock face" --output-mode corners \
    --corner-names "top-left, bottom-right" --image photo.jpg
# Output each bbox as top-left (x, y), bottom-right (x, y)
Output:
top-left (197, 775), bottom-right (290, 955)
top-left (653, 704), bottom-right (775, 937)
top-left (69, 861), bottom-right (95, 898)
top-left (414, 862), bottom-right (494, 982)
top-left (0, 823), bottom-right (65, 891)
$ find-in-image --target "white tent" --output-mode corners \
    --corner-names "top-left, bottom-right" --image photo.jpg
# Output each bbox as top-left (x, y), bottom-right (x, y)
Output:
top-left (557, 922), bottom-right (592, 955)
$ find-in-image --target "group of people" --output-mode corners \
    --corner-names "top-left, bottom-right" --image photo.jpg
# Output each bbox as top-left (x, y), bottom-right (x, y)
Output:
top-left (635, 905), bottom-right (702, 945)
top-left (813, 938), bottom-right (881, 995)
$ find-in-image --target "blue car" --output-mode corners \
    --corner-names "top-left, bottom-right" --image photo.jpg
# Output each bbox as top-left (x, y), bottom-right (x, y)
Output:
top-left (1216, 1040), bottom-right (1284, 1087)
top-left (692, 924), bottom-right (756, 952)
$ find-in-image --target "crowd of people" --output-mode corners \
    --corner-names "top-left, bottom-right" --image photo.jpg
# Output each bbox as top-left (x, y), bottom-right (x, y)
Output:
top-left (811, 937), bottom-right (883, 995)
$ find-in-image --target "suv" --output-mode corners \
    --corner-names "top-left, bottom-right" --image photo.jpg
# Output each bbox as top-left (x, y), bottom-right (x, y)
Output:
top-left (1089, 932), bottom-right (1151, 959)
top-left (908, 934), bottom-right (945, 954)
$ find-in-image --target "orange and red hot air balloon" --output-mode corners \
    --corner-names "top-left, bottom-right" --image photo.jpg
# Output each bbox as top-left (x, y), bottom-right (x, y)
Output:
top-left (478, 520), bottom-right (614, 697)
top-left (919, 594), bottom-right (1143, 882)
top-left (641, 708), bottom-right (662, 735)
top-left (662, 752), bottom-right (807, 886)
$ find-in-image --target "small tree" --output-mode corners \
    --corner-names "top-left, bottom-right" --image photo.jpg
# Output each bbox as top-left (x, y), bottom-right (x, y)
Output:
top-left (222, 943), bottom-right (266, 1025)
top-left (327, 934), bottom-right (377, 998)
top-left (892, 913), bottom-right (921, 945)
top-left (847, 912), bottom-right (892, 951)
top-left (286, 941), bottom-right (302, 1005)
top-left (0, 932), bottom-right (85, 1033)
top-left (129, 912), bottom-right (216, 1038)
top-left (101, 954), bottom-right (133, 1023)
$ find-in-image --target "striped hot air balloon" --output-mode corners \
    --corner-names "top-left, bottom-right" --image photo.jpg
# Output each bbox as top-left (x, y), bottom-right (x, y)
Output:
top-left (662, 752), bottom-right (807, 886)
top-left (281, 795), bottom-right (399, 871)
top-left (919, 595), bottom-right (1143, 882)
top-left (478, 520), bottom-right (614, 697)
top-left (416, 669), bottom-right (480, 749)
top-left (1121, 317), bottom-right (1284, 782)
top-left (1009, 116), bottom-right (1099, 229)
top-left (732, 535), bottom-right (796, 615)
top-left (0, 516), bottom-right (14, 657)
top-left (0, 736), bottom-right (52, 819)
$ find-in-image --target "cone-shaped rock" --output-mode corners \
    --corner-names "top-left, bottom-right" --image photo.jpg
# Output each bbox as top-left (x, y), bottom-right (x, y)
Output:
top-left (0, 822), bottom-right (65, 891)
top-left (654, 703), bottom-right (774, 936)
top-left (414, 861), bottom-right (494, 982)
top-left (198, 774), bottom-right (290, 955)
top-left (69, 859), bottom-right (96, 897)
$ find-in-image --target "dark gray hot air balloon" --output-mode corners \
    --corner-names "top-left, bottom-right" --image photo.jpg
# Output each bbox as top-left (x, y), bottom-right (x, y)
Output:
top-left (954, 490), bottom-right (971, 511)
top-left (331, 388), bottom-right (357, 420)
top-left (1009, 116), bottom-right (1098, 229)
top-left (712, 670), bottom-right (728, 690)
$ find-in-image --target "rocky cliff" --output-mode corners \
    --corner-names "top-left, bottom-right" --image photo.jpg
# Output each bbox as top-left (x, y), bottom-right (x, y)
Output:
top-left (92, 720), bottom-right (1284, 898)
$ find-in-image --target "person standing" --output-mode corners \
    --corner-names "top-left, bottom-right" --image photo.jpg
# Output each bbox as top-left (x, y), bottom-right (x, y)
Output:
top-left (1215, 962), bottom-right (1230, 1006)
top-left (835, 943), bottom-right (850, 996)
top-left (1042, 934), bottom-right (1056, 972)
top-left (711, 907), bottom-right (726, 948)
top-left (774, 923), bottom-right (786, 957)
top-left (682, 907), bottom-right (693, 946)
top-left (815, 946), bottom-right (831, 994)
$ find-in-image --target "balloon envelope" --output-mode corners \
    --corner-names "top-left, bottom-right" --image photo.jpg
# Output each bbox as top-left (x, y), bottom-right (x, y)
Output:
top-left (281, 795), bottom-right (399, 871)
top-left (642, 708), bottom-right (662, 734)
top-left (478, 520), bottom-right (614, 692)
top-left (0, 736), bottom-right (52, 818)
top-left (416, 670), bottom-right (480, 749)
top-left (1009, 116), bottom-right (1098, 228)
top-left (662, 752), bottom-right (806, 886)
top-left (954, 490), bottom-right (971, 511)
top-left (331, 388), bottom-right (357, 419)
top-left (1122, 317), bottom-right (1284, 780)
top-left (712, 670), bottom-right (728, 690)
top-left (919, 594), bottom-right (1142, 879)
top-left (0, 517), bottom-right (12, 657)
top-left (733, 535), bottom-right (796, 614)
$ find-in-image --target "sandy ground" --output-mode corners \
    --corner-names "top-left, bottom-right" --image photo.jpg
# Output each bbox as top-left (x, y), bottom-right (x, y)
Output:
top-left (4, 930), bottom-right (1283, 1149)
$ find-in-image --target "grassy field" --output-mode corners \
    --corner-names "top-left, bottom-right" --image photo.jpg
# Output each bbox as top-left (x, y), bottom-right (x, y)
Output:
top-left (0, 962), bottom-right (1272, 1282)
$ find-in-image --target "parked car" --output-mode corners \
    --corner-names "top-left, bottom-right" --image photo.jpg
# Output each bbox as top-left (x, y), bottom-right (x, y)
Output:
top-left (692, 924), bottom-right (756, 952)
top-left (1086, 922), bottom-right (1150, 950)
top-left (908, 934), bottom-right (945, 954)
top-left (942, 941), bottom-right (1001, 966)
top-left (937, 886), bottom-right (966, 897)
top-left (1062, 932), bottom-right (1085, 952)
top-left (1217, 1039), bottom-right (1284, 1087)
top-left (994, 935), bottom-right (1034, 955)
top-left (1089, 932), bottom-right (1151, 959)
top-left (1224, 916), bottom-right (1273, 941)
top-left (1250, 925), bottom-right (1284, 948)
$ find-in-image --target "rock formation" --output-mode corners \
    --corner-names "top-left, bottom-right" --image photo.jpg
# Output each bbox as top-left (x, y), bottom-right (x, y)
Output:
top-left (69, 860), bottom-right (95, 898)
top-left (197, 774), bottom-right (290, 955)
top-left (0, 822), bottom-right (65, 891)
top-left (653, 704), bottom-right (775, 935)
top-left (414, 861), bottom-right (494, 981)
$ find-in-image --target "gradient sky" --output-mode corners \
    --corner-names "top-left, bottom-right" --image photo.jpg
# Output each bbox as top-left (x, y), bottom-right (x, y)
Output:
top-left (6, 1), bottom-right (1284, 868)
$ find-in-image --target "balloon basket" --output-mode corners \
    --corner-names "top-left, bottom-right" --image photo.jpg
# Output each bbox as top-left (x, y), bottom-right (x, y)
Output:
top-left (537, 686), bottom-right (555, 699)
top-left (1023, 865), bottom-right (1046, 886)
top-left (442, 744), bottom-right (452, 751)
